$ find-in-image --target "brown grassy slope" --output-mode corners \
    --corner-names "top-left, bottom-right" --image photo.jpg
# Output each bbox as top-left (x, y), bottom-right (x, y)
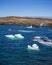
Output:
top-left (0, 16), bottom-right (52, 27)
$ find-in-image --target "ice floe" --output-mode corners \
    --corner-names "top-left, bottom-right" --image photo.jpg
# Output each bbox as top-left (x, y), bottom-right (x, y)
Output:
top-left (5, 35), bottom-right (15, 39)
top-left (5, 34), bottom-right (24, 40)
top-left (15, 34), bottom-right (24, 39)
top-left (33, 36), bottom-right (52, 46)
top-left (27, 25), bottom-right (32, 28)
top-left (33, 36), bottom-right (41, 41)
top-left (18, 30), bottom-right (34, 33)
top-left (27, 44), bottom-right (39, 51)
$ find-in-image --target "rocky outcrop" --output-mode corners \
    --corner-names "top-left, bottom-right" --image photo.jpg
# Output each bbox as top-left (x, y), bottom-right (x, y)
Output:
top-left (0, 16), bottom-right (52, 27)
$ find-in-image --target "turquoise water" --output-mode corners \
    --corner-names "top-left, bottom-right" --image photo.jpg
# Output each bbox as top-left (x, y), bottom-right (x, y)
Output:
top-left (0, 25), bottom-right (52, 65)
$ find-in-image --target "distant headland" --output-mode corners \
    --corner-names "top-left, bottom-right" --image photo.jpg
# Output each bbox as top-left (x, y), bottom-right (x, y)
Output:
top-left (0, 16), bottom-right (52, 27)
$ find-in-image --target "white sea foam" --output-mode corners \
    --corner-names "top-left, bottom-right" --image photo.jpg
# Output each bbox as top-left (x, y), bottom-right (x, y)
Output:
top-left (27, 44), bottom-right (39, 51)
top-left (18, 30), bottom-right (34, 33)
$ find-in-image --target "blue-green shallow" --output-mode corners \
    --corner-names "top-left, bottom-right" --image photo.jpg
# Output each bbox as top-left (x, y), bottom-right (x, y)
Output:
top-left (0, 25), bottom-right (52, 65)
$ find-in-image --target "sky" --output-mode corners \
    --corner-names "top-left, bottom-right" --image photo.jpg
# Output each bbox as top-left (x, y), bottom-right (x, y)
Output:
top-left (0, 0), bottom-right (52, 18)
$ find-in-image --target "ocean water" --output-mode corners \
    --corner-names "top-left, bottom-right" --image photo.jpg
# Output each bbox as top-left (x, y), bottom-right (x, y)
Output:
top-left (0, 25), bottom-right (52, 65)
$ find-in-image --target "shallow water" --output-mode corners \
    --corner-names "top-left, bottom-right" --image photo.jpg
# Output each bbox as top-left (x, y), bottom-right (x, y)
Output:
top-left (0, 25), bottom-right (52, 65)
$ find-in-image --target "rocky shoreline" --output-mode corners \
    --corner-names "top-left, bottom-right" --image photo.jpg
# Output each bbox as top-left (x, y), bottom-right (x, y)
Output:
top-left (0, 16), bottom-right (52, 27)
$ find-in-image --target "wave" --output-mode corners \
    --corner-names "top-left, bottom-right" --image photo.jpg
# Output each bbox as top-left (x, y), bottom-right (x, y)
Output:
top-left (27, 44), bottom-right (40, 51)
top-left (5, 34), bottom-right (24, 40)
top-left (18, 30), bottom-right (34, 33)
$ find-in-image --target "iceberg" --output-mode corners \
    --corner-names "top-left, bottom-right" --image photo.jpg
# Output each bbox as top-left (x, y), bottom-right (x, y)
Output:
top-left (27, 44), bottom-right (39, 51)
top-left (18, 30), bottom-right (34, 33)
top-left (5, 35), bottom-right (15, 39)
top-left (38, 39), bottom-right (52, 46)
top-left (40, 23), bottom-right (44, 27)
top-left (27, 25), bottom-right (32, 28)
top-left (15, 34), bottom-right (24, 39)
top-left (33, 36), bottom-right (41, 41)
top-left (33, 36), bottom-right (52, 46)
top-left (5, 34), bottom-right (24, 40)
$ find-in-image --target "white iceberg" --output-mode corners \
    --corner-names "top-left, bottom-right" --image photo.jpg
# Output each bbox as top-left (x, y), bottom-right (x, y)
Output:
top-left (33, 36), bottom-right (41, 41)
top-left (27, 44), bottom-right (39, 51)
top-left (27, 25), bottom-right (32, 28)
top-left (18, 30), bottom-right (34, 33)
top-left (40, 23), bottom-right (44, 27)
top-left (15, 34), bottom-right (24, 39)
top-left (34, 36), bottom-right (41, 39)
top-left (5, 35), bottom-right (15, 39)
top-left (33, 36), bottom-right (52, 46)
top-left (38, 40), bottom-right (52, 46)
top-left (5, 34), bottom-right (24, 40)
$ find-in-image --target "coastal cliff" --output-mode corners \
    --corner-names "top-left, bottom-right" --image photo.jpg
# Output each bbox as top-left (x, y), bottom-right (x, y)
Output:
top-left (0, 16), bottom-right (52, 27)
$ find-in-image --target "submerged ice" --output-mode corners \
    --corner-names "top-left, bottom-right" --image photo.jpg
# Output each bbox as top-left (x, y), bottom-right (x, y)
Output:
top-left (15, 34), bottom-right (24, 39)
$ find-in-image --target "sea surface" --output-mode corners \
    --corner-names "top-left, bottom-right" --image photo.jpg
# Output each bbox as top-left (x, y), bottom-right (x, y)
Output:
top-left (0, 25), bottom-right (52, 65)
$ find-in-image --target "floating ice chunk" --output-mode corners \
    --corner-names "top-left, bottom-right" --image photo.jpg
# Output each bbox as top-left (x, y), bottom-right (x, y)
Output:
top-left (15, 34), bottom-right (24, 39)
top-left (27, 44), bottom-right (39, 51)
top-left (8, 29), bottom-right (12, 31)
top-left (33, 36), bottom-right (41, 41)
top-left (18, 30), bottom-right (34, 33)
top-left (33, 36), bottom-right (52, 46)
top-left (27, 26), bottom-right (32, 28)
top-left (33, 36), bottom-right (49, 42)
top-left (5, 35), bottom-right (15, 39)
top-left (40, 23), bottom-right (44, 27)
top-left (38, 40), bottom-right (52, 46)
top-left (5, 34), bottom-right (24, 40)
top-left (34, 36), bottom-right (41, 39)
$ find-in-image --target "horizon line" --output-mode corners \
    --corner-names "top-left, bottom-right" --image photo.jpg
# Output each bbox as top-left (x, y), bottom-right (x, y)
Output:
top-left (0, 15), bottom-right (52, 19)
